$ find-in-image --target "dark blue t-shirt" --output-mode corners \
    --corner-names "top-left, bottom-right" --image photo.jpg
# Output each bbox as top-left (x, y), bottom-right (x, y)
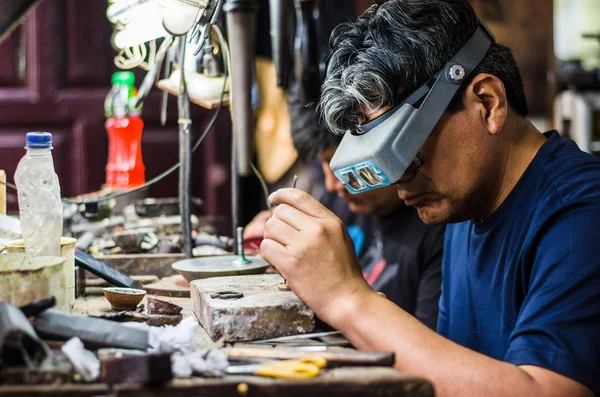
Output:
top-left (438, 131), bottom-right (600, 392)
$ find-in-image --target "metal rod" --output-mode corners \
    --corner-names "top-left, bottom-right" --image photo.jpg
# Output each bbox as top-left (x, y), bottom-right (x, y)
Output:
top-left (225, 0), bottom-right (258, 245)
top-left (134, 36), bottom-right (174, 109)
top-left (224, 0), bottom-right (257, 177)
top-left (178, 35), bottom-right (193, 258)
top-left (249, 330), bottom-right (343, 344)
top-left (234, 226), bottom-right (250, 265)
top-left (236, 226), bottom-right (245, 259)
top-left (231, 103), bottom-right (240, 255)
top-left (281, 175), bottom-right (298, 287)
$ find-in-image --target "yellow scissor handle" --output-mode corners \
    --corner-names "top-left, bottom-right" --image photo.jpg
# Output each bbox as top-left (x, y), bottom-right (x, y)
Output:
top-left (254, 357), bottom-right (327, 379)
top-left (296, 356), bottom-right (327, 368)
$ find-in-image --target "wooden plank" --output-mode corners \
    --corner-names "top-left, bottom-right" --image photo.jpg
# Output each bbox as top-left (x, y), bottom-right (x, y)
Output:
top-left (116, 368), bottom-right (434, 397)
top-left (85, 275), bottom-right (159, 287)
top-left (0, 384), bottom-right (109, 396)
top-left (92, 253), bottom-right (184, 278)
top-left (0, 169), bottom-right (5, 214)
top-left (144, 275), bottom-right (190, 298)
top-left (0, 368), bottom-right (433, 397)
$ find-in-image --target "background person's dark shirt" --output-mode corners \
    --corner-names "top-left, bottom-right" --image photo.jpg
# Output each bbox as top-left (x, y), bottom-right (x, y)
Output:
top-left (321, 191), bottom-right (445, 330)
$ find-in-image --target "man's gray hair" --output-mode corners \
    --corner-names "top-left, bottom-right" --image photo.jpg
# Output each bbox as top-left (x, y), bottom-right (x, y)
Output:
top-left (320, 0), bottom-right (528, 135)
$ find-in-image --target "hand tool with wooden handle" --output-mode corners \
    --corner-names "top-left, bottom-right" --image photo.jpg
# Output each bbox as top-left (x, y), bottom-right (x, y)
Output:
top-left (227, 347), bottom-right (395, 367)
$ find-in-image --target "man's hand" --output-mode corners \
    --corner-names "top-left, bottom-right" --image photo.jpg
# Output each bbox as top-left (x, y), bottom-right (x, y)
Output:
top-left (260, 188), bottom-right (372, 324)
top-left (243, 210), bottom-right (273, 239)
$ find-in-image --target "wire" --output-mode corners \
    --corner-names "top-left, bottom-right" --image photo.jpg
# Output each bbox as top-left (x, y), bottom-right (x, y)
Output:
top-left (1, 23), bottom-right (230, 207)
top-left (114, 40), bottom-right (157, 71)
top-left (250, 162), bottom-right (272, 211)
top-left (1, 180), bottom-right (17, 191)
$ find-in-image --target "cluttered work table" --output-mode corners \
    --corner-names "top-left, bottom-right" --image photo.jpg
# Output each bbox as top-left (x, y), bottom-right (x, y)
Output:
top-left (0, 179), bottom-right (434, 397)
top-left (1, 283), bottom-right (434, 397)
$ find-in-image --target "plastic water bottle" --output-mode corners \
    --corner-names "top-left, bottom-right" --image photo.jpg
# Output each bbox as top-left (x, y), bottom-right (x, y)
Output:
top-left (14, 132), bottom-right (63, 257)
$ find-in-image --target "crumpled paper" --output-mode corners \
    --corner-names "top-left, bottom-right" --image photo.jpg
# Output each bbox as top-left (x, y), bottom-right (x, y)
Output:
top-left (61, 337), bottom-right (100, 382)
top-left (123, 315), bottom-right (198, 354)
top-left (171, 349), bottom-right (230, 378)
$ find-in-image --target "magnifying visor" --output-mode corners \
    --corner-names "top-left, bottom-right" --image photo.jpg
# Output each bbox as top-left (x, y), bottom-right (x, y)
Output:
top-left (330, 22), bottom-right (495, 194)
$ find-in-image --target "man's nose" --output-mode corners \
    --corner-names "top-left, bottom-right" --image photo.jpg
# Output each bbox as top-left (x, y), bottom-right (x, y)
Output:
top-left (397, 168), bottom-right (417, 182)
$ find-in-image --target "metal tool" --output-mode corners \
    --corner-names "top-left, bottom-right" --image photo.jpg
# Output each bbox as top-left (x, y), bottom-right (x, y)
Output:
top-left (225, 356), bottom-right (326, 379)
top-left (234, 226), bottom-right (251, 265)
top-left (133, 35), bottom-right (175, 110)
top-left (177, 35), bottom-right (194, 259)
top-left (160, 45), bottom-right (177, 126)
top-left (210, 290), bottom-right (244, 300)
top-left (278, 175), bottom-right (298, 291)
top-left (250, 330), bottom-right (342, 345)
top-left (74, 250), bottom-right (144, 289)
top-left (33, 309), bottom-right (149, 351)
top-left (190, 0), bottom-right (224, 56)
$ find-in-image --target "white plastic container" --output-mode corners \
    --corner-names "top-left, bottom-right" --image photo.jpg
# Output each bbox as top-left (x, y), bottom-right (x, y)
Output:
top-left (0, 254), bottom-right (66, 310)
top-left (14, 132), bottom-right (63, 257)
top-left (6, 237), bottom-right (77, 311)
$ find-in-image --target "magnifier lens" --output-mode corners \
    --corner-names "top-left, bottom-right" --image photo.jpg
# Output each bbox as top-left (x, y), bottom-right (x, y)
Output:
top-left (341, 171), bottom-right (366, 191)
top-left (357, 166), bottom-right (384, 187)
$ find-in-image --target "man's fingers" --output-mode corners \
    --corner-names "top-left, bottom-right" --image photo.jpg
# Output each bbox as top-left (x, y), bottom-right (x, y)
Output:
top-left (271, 203), bottom-right (316, 231)
top-left (260, 238), bottom-right (289, 275)
top-left (268, 188), bottom-right (335, 219)
top-left (263, 216), bottom-right (300, 247)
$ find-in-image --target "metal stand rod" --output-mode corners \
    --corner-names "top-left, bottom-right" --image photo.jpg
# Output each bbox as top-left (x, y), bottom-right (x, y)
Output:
top-left (178, 37), bottom-right (193, 258)
top-left (231, 116), bottom-right (240, 255)
top-left (225, 0), bottom-right (258, 246)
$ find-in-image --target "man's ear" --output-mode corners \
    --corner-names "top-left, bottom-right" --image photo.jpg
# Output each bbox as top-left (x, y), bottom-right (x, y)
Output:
top-left (463, 73), bottom-right (508, 135)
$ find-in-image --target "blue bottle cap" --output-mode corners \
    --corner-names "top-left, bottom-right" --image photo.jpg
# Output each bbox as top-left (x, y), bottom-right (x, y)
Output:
top-left (25, 132), bottom-right (53, 149)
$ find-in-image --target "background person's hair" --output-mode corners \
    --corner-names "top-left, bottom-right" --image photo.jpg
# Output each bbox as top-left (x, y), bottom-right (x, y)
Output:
top-left (320, 0), bottom-right (529, 136)
top-left (288, 82), bottom-right (342, 161)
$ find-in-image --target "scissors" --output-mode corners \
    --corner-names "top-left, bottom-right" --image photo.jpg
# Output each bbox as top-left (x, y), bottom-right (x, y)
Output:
top-left (225, 357), bottom-right (327, 379)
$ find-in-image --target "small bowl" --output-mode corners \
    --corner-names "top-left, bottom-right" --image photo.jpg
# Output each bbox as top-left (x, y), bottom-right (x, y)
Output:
top-left (103, 287), bottom-right (146, 311)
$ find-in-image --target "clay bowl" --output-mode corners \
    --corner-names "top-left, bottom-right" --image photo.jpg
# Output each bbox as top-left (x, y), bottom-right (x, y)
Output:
top-left (103, 287), bottom-right (146, 311)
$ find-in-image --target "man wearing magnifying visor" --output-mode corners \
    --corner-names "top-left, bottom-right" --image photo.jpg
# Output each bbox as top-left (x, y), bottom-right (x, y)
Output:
top-left (260, 0), bottom-right (600, 396)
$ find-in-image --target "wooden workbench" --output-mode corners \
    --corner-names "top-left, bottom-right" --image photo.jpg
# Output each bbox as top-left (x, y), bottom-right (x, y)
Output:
top-left (0, 294), bottom-right (435, 397)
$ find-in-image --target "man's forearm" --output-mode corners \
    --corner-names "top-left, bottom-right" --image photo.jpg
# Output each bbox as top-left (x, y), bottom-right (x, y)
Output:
top-left (333, 291), bottom-right (590, 397)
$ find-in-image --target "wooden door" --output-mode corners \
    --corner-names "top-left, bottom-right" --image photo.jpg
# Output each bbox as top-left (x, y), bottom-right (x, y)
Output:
top-left (0, 0), bottom-right (232, 234)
